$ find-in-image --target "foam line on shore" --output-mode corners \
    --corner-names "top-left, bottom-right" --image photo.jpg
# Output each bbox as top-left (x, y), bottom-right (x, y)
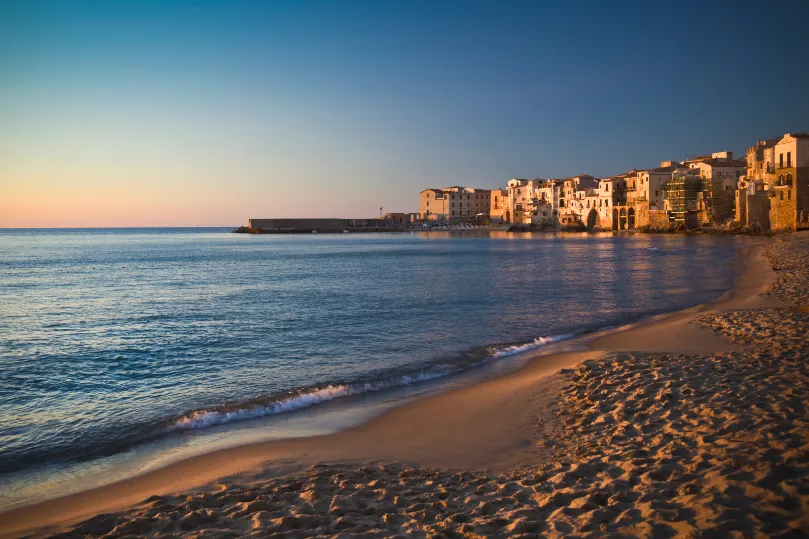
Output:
top-left (167, 332), bottom-right (579, 432)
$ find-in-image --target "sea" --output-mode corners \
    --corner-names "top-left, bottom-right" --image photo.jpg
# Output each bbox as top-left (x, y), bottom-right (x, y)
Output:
top-left (0, 228), bottom-right (747, 507)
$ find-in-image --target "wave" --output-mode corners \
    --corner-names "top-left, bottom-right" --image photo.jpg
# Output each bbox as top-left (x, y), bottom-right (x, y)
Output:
top-left (167, 371), bottom-right (448, 431)
top-left (167, 332), bottom-right (576, 432)
top-left (489, 333), bottom-right (574, 358)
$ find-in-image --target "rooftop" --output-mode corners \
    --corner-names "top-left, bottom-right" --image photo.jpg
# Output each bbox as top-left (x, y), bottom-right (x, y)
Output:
top-left (697, 158), bottom-right (746, 167)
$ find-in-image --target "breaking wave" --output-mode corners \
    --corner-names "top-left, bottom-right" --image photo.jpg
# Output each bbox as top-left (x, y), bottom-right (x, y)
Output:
top-left (167, 332), bottom-right (576, 431)
top-left (489, 334), bottom-right (575, 358)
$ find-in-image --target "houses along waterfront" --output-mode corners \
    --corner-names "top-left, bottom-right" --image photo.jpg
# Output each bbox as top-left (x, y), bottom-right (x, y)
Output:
top-left (420, 132), bottom-right (809, 232)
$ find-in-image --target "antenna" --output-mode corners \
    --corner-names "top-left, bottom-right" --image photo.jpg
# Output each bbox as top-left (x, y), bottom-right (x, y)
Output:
top-left (380, 206), bottom-right (383, 218)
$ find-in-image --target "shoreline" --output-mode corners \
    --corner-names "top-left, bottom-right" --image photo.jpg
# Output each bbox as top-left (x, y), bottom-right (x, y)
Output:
top-left (0, 233), bottom-right (798, 538)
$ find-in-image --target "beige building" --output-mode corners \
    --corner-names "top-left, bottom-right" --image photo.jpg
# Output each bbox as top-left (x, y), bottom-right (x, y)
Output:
top-left (636, 164), bottom-right (674, 210)
top-left (420, 189), bottom-right (448, 220)
top-left (597, 173), bottom-right (636, 230)
top-left (489, 188), bottom-right (506, 222)
top-left (562, 175), bottom-right (598, 211)
top-left (689, 158), bottom-right (746, 191)
top-left (419, 187), bottom-right (492, 221)
top-left (504, 178), bottom-right (542, 224)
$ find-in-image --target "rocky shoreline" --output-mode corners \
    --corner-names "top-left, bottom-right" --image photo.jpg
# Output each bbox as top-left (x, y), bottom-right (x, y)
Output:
top-left (39, 235), bottom-right (809, 538)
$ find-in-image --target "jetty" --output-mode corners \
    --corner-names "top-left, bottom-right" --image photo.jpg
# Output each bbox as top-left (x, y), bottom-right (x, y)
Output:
top-left (234, 218), bottom-right (409, 234)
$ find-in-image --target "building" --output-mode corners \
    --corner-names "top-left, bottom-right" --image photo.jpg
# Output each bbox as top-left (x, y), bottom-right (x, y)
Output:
top-left (489, 188), bottom-right (506, 222)
top-left (636, 164), bottom-right (674, 210)
top-left (419, 187), bottom-right (492, 221)
top-left (663, 168), bottom-right (730, 227)
top-left (688, 158), bottom-right (746, 192)
top-left (419, 189), bottom-right (449, 220)
top-left (504, 178), bottom-right (545, 224)
top-left (383, 213), bottom-right (410, 225)
top-left (770, 133), bottom-right (809, 230)
top-left (736, 180), bottom-right (770, 229)
top-left (746, 137), bottom-right (780, 184)
top-left (597, 171), bottom-right (638, 230)
top-left (738, 132), bottom-right (809, 231)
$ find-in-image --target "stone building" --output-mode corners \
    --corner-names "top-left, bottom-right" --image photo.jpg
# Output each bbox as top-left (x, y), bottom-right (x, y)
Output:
top-left (771, 133), bottom-right (809, 230)
top-left (736, 181), bottom-right (771, 229)
top-left (738, 132), bottom-right (809, 231)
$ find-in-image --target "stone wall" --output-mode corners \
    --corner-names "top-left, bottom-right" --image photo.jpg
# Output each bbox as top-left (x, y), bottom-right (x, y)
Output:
top-left (796, 167), bottom-right (809, 222)
top-left (648, 210), bottom-right (670, 230)
top-left (736, 190), bottom-right (747, 224)
top-left (770, 187), bottom-right (797, 231)
top-left (746, 194), bottom-right (770, 229)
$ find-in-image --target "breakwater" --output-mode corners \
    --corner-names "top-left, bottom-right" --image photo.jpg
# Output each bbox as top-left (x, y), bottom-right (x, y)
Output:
top-left (236, 218), bottom-right (408, 234)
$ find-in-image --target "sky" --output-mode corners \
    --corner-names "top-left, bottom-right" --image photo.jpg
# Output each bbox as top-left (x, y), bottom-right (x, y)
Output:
top-left (2, 0), bottom-right (809, 227)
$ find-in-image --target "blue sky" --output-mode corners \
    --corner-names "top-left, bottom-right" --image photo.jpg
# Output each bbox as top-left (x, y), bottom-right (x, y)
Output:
top-left (2, 0), bottom-right (808, 226)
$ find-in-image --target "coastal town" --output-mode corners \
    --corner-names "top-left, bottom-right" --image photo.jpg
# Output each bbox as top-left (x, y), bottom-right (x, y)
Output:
top-left (419, 131), bottom-right (809, 233)
top-left (241, 131), bottom-right (809, 234)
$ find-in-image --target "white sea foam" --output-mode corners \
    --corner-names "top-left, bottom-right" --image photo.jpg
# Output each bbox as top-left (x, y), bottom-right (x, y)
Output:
top-left (169, 371), bottom-right (448, 431)
top-left (490, 333), bottom-right (574, 358)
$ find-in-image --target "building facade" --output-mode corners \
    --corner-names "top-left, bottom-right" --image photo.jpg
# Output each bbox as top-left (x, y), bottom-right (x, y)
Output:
top-left (771, 133), bottom-right (809, 230)
top-left (419, 187), bottom-right (493, 221)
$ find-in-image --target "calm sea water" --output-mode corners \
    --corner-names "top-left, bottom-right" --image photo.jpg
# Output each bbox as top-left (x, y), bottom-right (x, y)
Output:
top-left (0, 229), bottom-right (744, 502)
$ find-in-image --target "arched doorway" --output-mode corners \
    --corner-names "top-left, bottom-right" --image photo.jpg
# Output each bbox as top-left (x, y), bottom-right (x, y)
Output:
top-left (627, 208), bottom-right (636, 229)
top-left (619, 208), bottom-right (627, 230)
top-left (586, 209), bottom-right (599, 230)
top-left (612, 208), bottom-right (619, 231)
top-left (504, 210), bottom-right (511, 223)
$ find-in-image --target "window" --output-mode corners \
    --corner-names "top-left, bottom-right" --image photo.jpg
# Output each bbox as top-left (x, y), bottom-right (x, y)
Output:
top-left (426, 201), bottom-right (430, 207)
top-left (451, 203), bottom-right (455, 208)
top-left (655, 190), bottom-right (659, 197)
top-left (780, 191), bottom-right (784, 201)
top-left (780, 154), bottom-right (784, 168)
top-left (788, 173), bottom-right (793, 184)
top-left (787, 152), bottom-right (792, 167)
top-left (788, 190), bottom-right (792, 200)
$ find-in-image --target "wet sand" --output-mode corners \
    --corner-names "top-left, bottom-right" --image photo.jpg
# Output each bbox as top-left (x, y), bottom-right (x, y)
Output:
top-left (2, 232), bottom-right (808, 538)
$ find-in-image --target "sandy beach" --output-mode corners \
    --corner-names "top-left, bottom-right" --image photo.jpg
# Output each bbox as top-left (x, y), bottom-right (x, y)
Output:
top-left (2, 232), bottom-right (808, 538)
